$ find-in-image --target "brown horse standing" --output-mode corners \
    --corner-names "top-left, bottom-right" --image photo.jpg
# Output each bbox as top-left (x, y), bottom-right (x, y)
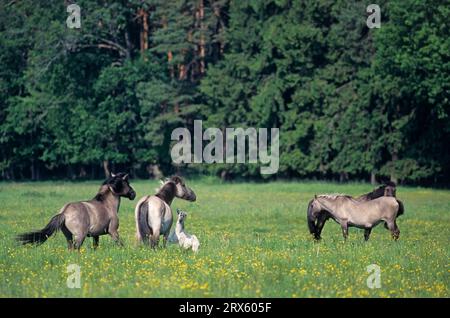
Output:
top-left (17, 173), bottom-right (136, 249)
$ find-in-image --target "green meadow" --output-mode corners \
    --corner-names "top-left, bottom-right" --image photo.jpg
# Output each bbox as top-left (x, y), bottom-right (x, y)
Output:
top-left (0, 179), bottom-right (448, 297)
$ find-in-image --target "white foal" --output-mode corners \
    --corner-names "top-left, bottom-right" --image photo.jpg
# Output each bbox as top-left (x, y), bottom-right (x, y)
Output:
top-left (174, 209), bottom-right (200, 252)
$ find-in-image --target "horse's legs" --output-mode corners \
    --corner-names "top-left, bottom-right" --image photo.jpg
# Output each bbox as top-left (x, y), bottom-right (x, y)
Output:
top-left (92, 236), bottom-right (99, 249)
top-left (61, 225), bottom-right (74, 250)
top-left (73, 234), bottom-right (86, 250)
top-left (109, 231), bottom-right (124, 246)
top-left (340, 221), bottom-right (349, 240)
top-left (364, 228), bottom-right (372, 241)
top-left (150, 228), bottom-right (160, 249)
top-left (108, 219), bottom-right (124, 246)
top-left (387, 220), bottom-right (400, 240)
top-left (315, 214), bottom-right (328, 239)
top-left (162, 232), bottom-right (169, 248)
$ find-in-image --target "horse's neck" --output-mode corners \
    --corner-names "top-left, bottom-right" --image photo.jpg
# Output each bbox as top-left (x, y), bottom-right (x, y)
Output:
top-left (156, 183), bottom-right (176, 205)
top-left (98, 186), bottom-right (120, 215)
top-left (318, 198), bottom-right (341, 214)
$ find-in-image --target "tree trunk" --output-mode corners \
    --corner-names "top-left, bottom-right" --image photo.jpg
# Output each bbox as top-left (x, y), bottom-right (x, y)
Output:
top-left (370, 171), bottom-right (377, 185)
top-left (168, 51), bottom-right (174, 78)
top-left (91, 165), bottom-right (96, 179)
top-left (390, 152), bottom-right (398, 184)
top-left (102, 160), bottom-right (110, 178)
top-left (198, 0), bottom-right (205, 75)
top-left (79, 166), bottom-right (87, 178)
top-left (138, 8), bottom-right (149, 58)
top-left (31, 159), bottom-right (36, 181)
top-left (67, 165), bottom-right (75, 180)
top-left (178, 64), bottom-right (187, 80)
top-left (339, 171), bottom-right (348, 183)
top-left (146, 164), bottom-right (163, 180)
top-left (124, 28), bottom-right (132, 60)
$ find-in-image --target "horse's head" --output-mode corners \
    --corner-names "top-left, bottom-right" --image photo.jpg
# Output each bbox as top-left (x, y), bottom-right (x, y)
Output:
top-left (107, 173), bottom-right (136, 200)
top-left (171, 176), bottom-right (196, 202)
top-left (383, 181), bottom-right (396, 197)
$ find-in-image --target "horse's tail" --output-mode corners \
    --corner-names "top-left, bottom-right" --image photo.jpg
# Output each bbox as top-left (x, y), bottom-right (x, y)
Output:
top-left (135, 196), bottom-right (151, 243)
top-left (17, 213), bottom-right (65, 245)
top-left (307, 199), bottom-right (318, 238)
top-left (396, 199), bottom-right (404, 217)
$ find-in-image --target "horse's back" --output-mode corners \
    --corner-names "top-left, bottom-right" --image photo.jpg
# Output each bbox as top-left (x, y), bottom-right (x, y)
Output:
top-left (339, 196), bottom-right (398, 226)
top-left (143, 195), bottom-right (173, 235)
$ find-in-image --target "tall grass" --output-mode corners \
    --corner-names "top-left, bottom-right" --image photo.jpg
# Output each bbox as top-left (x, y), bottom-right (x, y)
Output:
top-left (0, 180), bottom-right (448, 297)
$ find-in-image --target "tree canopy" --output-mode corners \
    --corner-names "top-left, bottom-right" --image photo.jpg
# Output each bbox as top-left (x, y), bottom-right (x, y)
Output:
top-left (0, 0), bottom-right (448, 185)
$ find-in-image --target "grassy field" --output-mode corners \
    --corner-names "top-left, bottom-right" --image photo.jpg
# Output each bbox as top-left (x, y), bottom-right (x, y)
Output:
top-left (0, 179), bottom-right (448, 297)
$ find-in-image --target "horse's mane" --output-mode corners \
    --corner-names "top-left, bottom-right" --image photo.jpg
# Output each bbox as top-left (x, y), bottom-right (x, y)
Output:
top-left (357, 182), bottom-right (397, 201)
top-left (317, 194), bottom-right (353, 200)
top-left (155, 178), bottom-right (177, 203)
top-left (94, 184), bottom-right (111, 202)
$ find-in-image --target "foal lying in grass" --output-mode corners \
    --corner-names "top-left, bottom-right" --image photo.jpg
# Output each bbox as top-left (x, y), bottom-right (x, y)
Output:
top-left (171, 209), bottom-right (200, 252)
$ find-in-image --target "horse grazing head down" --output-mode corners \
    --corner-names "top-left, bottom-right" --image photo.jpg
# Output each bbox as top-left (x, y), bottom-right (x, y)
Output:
top-left (102, 172), bottom-right (136, 200)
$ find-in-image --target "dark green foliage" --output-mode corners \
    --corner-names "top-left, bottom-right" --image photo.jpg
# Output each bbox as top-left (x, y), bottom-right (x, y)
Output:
top-left (0, 0), bottom-right (448, 184)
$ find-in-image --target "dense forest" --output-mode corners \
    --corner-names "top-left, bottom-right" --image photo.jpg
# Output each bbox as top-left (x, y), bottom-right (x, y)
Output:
top-left (0, 0), bottom-right (448, 185)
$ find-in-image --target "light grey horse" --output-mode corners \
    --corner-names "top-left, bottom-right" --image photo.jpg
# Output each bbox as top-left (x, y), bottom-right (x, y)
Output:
top-left (311, 183), bottom-right (400, 240)
top-left (17, 173), bottom-right (136, 249)
top-left (135, 176), bottom-right (196, 248)
top-left (307, 194), bottom-right (403, 241)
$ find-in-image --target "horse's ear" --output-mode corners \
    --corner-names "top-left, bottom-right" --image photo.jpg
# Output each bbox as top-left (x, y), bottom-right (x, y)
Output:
top-left (111, 172), bottom-right (116, 178)
top-left (171, 176), bottom-right (182, 184)
top-left (122, 174), bottom-right (129, 181)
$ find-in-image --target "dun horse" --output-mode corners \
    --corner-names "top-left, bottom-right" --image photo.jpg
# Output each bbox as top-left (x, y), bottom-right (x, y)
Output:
top-left (17, 173), bottom-right (136, 249)
top-left (135, 176), bottom-right (196, 248)
top-left (307, 194), bottom-right (403, 241)
top-left (311, 182), bottom-right (398, 240)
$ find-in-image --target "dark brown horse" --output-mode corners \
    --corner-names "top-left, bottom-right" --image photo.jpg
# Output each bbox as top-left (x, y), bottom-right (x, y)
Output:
top-left (309, 182), bottom-right (400, 240)
top-left (355, 181), bottom-right (396, 201)
top-left (17, 173), bottom-right (136, 249)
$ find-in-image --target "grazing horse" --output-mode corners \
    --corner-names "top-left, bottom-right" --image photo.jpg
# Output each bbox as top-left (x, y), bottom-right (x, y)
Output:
top-left (307, 195), bottom-right (403, 241)
top-left (134, 176), bottom-right (196, 248)
top-left (17, 173), bottom-right (136, 249)
top-left (311, 182), bottom-right (398, 240)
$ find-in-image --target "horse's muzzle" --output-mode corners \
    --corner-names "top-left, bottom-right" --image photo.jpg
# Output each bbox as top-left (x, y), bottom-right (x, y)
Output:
top-left (187, 193), bottom-right (196, 202)
top-left (128, 190), bottom-right (136, 200)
